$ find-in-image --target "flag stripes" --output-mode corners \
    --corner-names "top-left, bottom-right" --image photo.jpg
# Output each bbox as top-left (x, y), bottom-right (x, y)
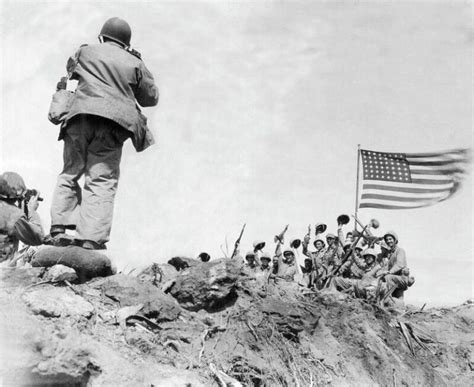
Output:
top-left (359, 148), bottom-right (470, 210)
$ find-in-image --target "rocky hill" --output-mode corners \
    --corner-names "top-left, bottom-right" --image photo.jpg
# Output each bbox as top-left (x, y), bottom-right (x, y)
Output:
top-left (0, 256), bottom-right (472, 386)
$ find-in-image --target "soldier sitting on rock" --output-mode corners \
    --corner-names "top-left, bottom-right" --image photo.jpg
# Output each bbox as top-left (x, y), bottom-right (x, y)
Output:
top-left (0, 172), bottom-right (44, 265)
top-left (376, 231), bottom-right (415, 303)
top-left (350, 249), bottom-right (382, 299)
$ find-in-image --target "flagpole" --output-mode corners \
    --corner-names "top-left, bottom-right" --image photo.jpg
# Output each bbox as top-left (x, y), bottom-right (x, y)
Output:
top-left (354, 144), bottom-right (361, 231)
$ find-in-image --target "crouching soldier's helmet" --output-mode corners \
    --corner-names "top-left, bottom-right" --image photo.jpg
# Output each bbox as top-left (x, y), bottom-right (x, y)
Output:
top-left (99, 17), bottom-right (132, 47)
top-left (0, 172), bottom-right (26, 199)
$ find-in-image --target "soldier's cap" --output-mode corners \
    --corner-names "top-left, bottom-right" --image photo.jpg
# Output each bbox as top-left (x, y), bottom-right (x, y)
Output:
top-left (260, 253), bottom-right (271, 261)
top-left (313, 237), bottom-right (326, 246)
top-left (253, 240), bottom-right (266, 249)
top-left (198, 252), bottom-right (210, 262)
top-left (283, 249), bottom-right (295, 256)
top-left (383, 230), bottom-right (398, 242)
top-left (362, 248), bottom-right (376, 258)
top-left (326, 233), bottom-right (337, 240)
top-left (315, 223), bottom-right (327, 234)
top-left (290, 238), bottom-right (301, 248)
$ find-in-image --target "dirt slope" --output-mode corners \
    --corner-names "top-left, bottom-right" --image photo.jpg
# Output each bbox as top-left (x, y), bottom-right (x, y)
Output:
top-left (0, 260), bottom-right (472, 386)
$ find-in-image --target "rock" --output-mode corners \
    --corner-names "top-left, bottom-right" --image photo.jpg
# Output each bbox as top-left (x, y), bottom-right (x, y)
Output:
top-left (43, 264), bottom-right (78, 283)
top-left (259, 297), bottom-right (320, 342)
top-left (90, 274), bottom-right (181, 322)
top-left (22, 287), bottom-right (94, 318)
top-left (31, 246), bottom-right (113, 282)
top-left (169, 258), bottom-right (241, 311)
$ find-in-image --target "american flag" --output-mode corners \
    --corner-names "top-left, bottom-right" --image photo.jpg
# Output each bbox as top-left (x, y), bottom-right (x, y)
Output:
top-left (359, 148), bottom-right (471, 210)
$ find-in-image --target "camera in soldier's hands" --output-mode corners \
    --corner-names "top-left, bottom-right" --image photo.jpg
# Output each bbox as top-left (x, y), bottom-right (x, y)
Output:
top-left (24, 189), bottom-right (43, 203)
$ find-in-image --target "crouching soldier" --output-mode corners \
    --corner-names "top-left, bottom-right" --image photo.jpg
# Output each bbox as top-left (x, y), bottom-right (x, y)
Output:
top-left (330, 248), bottom-right (377, 294)
top-left (352, 249), bottom-right (383, 299)
top-left (377, 231), bottom-right (415, 302)
top-left (0, 172), bottom-right (44, 264)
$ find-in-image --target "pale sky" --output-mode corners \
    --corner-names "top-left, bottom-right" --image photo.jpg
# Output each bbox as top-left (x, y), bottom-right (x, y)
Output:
top-left (1, 1), bottom-right (472, 306)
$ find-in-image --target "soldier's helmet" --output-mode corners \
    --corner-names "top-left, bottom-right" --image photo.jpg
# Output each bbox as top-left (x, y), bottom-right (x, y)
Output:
top-left (313, 237), bottom-right (325, 247)
top-left (362, 248), bottom-right (377, 258)
top-left (383, 230), bottom-right (399, 243)
top-left (99, 17), bottom-right (132, 47)
top-left (0, 172), bottom-right (26, 199)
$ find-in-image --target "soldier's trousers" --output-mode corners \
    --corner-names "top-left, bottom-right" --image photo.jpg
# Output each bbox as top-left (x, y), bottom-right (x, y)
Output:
top-left (384, 274), bottom-right (411, 291)
top-left (50, 115), bottom-right (129, 244)
top-left (330, 277), bottom-right (357, 293)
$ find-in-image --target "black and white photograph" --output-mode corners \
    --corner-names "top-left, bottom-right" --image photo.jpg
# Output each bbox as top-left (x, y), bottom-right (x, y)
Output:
top-left (0, 0), bottom-right (472, 385)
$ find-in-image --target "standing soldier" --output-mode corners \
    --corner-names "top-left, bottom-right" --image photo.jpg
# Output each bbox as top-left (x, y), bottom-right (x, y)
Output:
top-left (302, 234), bottom-right (326, 284)
top-left (48, 17), bottom-right (159, 250)
top-left (321, 231), bottom-right (343, 269)
top-left (0, 172), bottom-right (44, 263)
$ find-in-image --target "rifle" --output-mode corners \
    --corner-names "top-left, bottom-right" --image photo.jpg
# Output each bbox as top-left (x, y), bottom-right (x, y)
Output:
top-left (274, 224), bottom-right (289, 244)
top-left (322, 223), bottom-right (370, 288)
top-left (352, 215), bottom-right (381, 247)
top-left (230, 223), bottom-right (246, 259)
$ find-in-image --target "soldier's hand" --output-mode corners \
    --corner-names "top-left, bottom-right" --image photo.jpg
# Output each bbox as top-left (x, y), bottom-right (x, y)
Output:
top-left (27, 192), bottom-right (40, 213)
top-left (303, 235), bottom-right (310, 244)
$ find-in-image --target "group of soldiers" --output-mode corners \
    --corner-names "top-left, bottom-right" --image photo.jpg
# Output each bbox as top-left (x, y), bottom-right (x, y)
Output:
top-left (231, 216), bottom-right (415, 306)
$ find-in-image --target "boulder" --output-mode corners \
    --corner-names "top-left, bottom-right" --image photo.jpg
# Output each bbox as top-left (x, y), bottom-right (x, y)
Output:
top-left (31, 246), bottom-right (113, 282)
top-left (169, 258), bottom-right (242, 311)
top-left (90, 274), bottom-right (181, 322)
top-left (22, 287), bottom-right (94, 318)
top-left (43, 264), bottom-right (78, 283)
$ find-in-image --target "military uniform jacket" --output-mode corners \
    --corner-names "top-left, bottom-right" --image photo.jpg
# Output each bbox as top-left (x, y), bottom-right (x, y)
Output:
top-left (63, 42), bottom-right (159, 149)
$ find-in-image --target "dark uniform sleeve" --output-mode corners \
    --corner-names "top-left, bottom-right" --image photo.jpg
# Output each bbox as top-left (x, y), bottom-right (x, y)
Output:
top-left (135, 61), bottom-right (159, 107)
top-left (13, 211), bottom-right (44, 246)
